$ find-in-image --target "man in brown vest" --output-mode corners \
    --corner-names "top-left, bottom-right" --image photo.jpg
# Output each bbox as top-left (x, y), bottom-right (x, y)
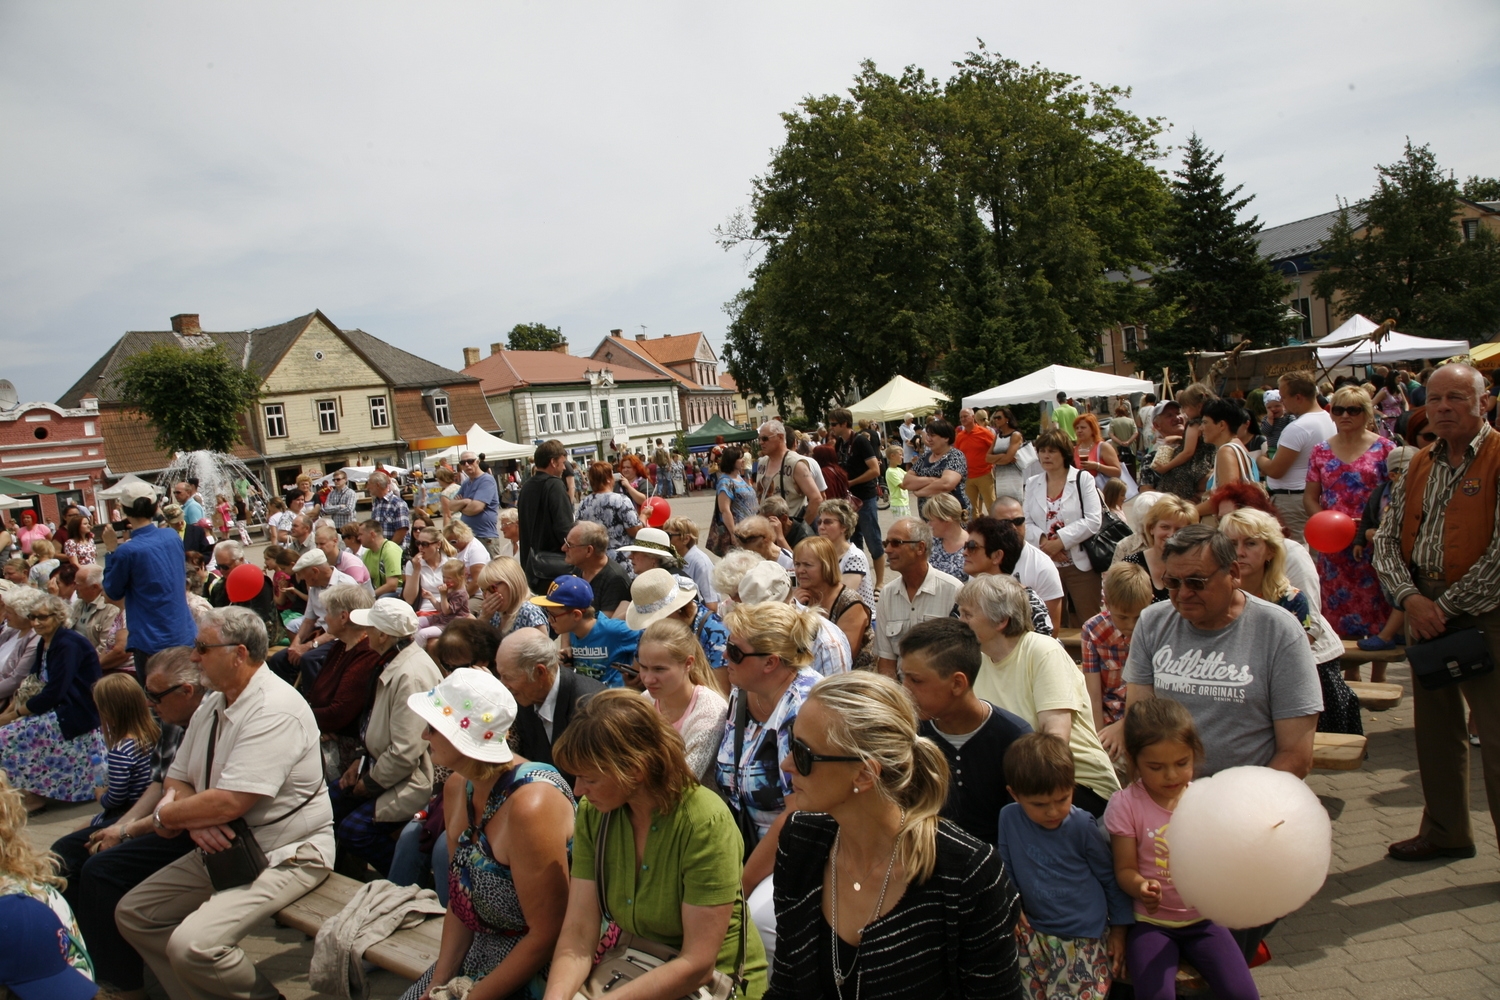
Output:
top-left (1374, 363), bottom-right (1500, 861)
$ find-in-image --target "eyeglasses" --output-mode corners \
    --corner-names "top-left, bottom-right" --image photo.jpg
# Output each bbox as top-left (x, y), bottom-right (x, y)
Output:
top-left (788, 734), bottom-right (862, 776)
top-left (1000, 516), bottom-right (1026, 527)
top-left (1329, 406), bottom-right (1365, 417)
top-left (419, 541), bottom-right (437, 548)
top-left (962, 541), bottom-right (985, 552)
top-left (883, 537), bottom-right (918, 548)
top-left (26, 612), bottom-right (54, 622)
top-left (461, 458), bottom-right (478, 466)
top-left (1162, 567), bottom-right (1228, 592)
top-left (725, 644), bottom-right (773, 665)
top-left (757, 435), bottom-right (774, 443)
top-left (193, 640), bottom-right (241, 655)
top-left (145, 683), bottom-right (186, 704)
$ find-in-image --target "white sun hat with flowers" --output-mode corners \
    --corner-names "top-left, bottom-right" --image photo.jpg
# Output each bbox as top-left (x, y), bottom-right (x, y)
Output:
top-left (407, 668), bottom-right (518, 763)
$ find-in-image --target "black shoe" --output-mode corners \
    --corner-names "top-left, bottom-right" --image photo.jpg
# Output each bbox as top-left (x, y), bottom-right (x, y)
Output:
top-left (1388, 836), bottom-right (1477, 862)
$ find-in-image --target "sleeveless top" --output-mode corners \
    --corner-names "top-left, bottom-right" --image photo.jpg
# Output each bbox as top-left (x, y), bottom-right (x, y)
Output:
top-left (448, 762), bottom-right (576, 936)
top-left (1204, 438), bottom-right (1260, 494)
top-left (829, 585), bottom-right (875, 671)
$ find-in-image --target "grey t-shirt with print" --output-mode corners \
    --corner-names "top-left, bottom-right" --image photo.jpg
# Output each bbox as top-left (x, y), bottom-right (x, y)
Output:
top-left (1123, 594), bottom-right (1323, 776)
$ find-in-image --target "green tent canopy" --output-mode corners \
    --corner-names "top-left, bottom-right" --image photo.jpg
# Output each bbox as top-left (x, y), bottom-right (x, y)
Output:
top-left (0, 475), bottom-right (60, 495)
top-left (684, 414), bottom-right (755, 448)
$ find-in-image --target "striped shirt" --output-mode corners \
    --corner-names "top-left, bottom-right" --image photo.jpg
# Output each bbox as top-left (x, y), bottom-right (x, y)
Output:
top-left (766, 812), bottom-right (1023, 1000)
top-left (100, 737), bottom-right (153, 810)
top-left (1374, 424), bottom-right (1500, 617)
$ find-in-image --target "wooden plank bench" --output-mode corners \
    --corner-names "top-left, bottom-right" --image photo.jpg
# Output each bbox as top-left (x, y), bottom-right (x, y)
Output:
top-left (1313, 732), bottom-right (1367, 770)
top-left (275, 871), bottom-right (440, 982)
top-left (1347, 680), bottom-right (1404, 710)
top-left (1338, 638), bottom-right (1406, 667)
top-left (1055, 627), bottom-right (1082, 660)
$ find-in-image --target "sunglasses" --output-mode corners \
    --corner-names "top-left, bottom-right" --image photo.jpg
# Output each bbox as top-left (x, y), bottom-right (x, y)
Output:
top-left (26, 612), bottom-right (54, 622)
top-left (193, 639), bottom-right (241, 655)
top-left (725, 644), bottom-right (773, 665)
top-left (145, 683), bottom-right (185, 704)
top-left (1329, 406), bottom-right (1365, 417)
top-left (461, 458), bottom-right (478, 465)
top-left (962, 541), bottom-right (985, 553)
top-left (789, 734), bottom-right (861, 777)
top-left (883, 537), bottom-right (918, 548)
top-left (1000, 516), bottom-right (1026, 527)
top-left (758, 435), bottom-right (775, 443)
top-left (1162, 567), bottom-right (1228, 592)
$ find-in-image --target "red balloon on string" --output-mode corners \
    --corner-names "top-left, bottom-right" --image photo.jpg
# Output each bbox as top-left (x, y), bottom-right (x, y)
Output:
top-left (225, 563), bottom-right (266, 603)
top-left (641, 499), bottom-right (672, 527)
top-left (1304, 510), bottom-right (1356, 554)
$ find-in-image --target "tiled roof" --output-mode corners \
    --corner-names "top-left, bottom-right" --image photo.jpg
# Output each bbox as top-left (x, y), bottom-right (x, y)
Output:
top-left (393, 384), bottom-right (497, 438)
top-left (1255, 207), bottom-right (1367, 262)
top-left (718, 373), bottom-right (739, 392)
top-left (97, 406), bottom-right (258, 475)
top-left (340, 327), bottom-right (477, 388)
top-left (463, 349), bottom-right (673, 395)
top-left (635, 331), bottom-right (709, 366)
top-left (593, 336), bottom-right (731, 393)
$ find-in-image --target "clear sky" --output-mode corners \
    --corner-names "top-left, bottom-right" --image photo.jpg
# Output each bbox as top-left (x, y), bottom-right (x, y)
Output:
top-left (2, 1), bottom-right (1496, 403)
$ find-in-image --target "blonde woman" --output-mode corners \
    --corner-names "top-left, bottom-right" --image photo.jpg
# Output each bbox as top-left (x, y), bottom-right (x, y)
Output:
top-left (636, 618), bottom-right (729, 780)
top-left (921, 492), bottom-right (969, 582)
top-left (1220, 508), bottom-right (1362, 736)
top-left (1118, 494), bottom-right (1199, 603)
top-left (792, 536), bottom-right (874, 669)
top-left (764, 672), bottom-right (1022, 999)
top-left (443, 520), bottom-right (490, 595)
top-left (478, 557), bottom-right (548, 636)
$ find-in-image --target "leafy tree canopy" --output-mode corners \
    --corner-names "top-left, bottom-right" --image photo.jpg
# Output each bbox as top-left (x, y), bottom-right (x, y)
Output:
top-left (1462, 175), bottom-right (1500, 202)
top-left (721, 45), bottom-right (1171, 417)
top-left (1132, 133), bottom-right (1295, 380)
top-left (1313, 141), bottom-right (1500, 341)
top-left (116, 343), bottom-right (262, 454)
top-left (507, 322), bottom-right (563, 352)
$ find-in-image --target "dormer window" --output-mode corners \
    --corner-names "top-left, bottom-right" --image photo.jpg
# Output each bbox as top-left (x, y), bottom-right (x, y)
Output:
top-left (423, 388), bottom-right (451, 425)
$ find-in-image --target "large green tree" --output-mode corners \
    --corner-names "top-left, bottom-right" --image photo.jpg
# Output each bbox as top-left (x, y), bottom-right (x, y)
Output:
top-left (722, 47), bottom-right (1171, 416)
top-left (507, 322), bottom-right (563, 351)
top-left (116, 343), bottom-right (262, 454)
top-left (1462, 175), bottom-right (1500, 201)
top-left (1133, 133), bottom-right (1295, 379)
top-left (1313, 141), bottom-right (1500, 340)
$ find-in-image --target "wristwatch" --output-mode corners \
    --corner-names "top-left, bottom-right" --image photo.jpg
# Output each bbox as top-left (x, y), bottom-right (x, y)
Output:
top-left (152, 805), bottom-right (167, 832)
top-left (118, 823), bottom-right (135, 843)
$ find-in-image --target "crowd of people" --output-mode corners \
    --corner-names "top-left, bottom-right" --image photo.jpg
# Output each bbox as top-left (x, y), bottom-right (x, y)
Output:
top-left (2, 360), bottom-right (1499, 1000)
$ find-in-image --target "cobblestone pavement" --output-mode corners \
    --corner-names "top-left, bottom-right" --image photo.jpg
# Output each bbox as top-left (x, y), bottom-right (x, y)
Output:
top-left (24, 491), bottom-right (1500, 996)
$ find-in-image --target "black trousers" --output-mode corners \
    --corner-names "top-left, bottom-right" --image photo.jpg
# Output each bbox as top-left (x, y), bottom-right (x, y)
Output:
top-left (53, 825), bottom-right (197, 990)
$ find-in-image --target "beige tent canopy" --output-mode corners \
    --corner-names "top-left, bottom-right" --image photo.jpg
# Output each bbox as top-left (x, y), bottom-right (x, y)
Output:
top-left (848, 375), bottom-right (950, 422)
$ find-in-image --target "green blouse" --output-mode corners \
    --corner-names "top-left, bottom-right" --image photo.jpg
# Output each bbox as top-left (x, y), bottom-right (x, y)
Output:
top-left (571, 783), bottom-right (768, 998)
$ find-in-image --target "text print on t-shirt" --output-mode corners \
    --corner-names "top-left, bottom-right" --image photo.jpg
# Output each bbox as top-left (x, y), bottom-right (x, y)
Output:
top-left (1151, 644), bottom-right (1253, 703)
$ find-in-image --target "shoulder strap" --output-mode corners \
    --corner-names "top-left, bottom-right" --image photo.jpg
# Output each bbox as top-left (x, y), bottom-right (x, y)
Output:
top-left (732, 691), bottom-right (750, 800)
top-left (594, 806), bottom-right (614, 923)
top-left (202, 710), bottom-right (324, 828)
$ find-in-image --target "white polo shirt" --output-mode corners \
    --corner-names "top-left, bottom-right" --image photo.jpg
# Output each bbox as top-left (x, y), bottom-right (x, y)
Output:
top-left (1013, 543), bottom-right (1065, 606)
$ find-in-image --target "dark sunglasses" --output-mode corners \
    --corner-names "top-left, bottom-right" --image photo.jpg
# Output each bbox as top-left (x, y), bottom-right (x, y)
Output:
top-left (1329, 406), bottom-right (1365, 417)
top-left (757, 435), bottom-right (775, 442)
top-left (962, 541), bottom-right (985, 552)
top-left (193, 640), bottom-right (240, 655)
top-left (883, 537), bottom-right (918, 548)
top-left (1001, 516), bottom-right (1026, 527)
top-left (1418, 432), bottom-right (1437, 442)
top-left (789, 734), bottom-right (861, 777)
top-left (1162, 567), bottom-right (1228, 592)
top-left (145, 683), bottom-right (186, 704)
top-left (725, 644), bottom-right (773, 665)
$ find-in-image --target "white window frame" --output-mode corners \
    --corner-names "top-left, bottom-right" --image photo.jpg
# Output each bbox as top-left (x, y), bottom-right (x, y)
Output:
top-left (317, 399), bottom-right (339, 434)
top-left (629, 398), bottom-right (640, 424)
top-left (432, 393), bottom-right (451, 425)
top-left (617, 399), bottom-right (627, 427)
top-left (578, 400), bottom-right (591, 430)
top-left (565, 401), bottom-right (577, 431)
top-left (264, 403), bottom-right (287, 439)
top-left (368, 395), bottom-right (389, 428)
top-left (652, 397), bottom-right (662, 423)
top-left (535, 402), bottom-right (549, 433)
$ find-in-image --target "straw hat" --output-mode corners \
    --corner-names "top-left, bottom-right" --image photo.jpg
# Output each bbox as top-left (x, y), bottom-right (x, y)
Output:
top-left (624, 568), bottom-right (696, 630)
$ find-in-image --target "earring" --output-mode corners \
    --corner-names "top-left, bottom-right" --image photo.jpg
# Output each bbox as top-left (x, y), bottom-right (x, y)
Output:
top-left (853, 786), bottom-right (860, 794)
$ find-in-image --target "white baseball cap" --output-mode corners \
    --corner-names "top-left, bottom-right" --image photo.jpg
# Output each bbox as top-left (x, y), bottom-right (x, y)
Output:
top-left (407, 669), bottom-right (517, 763)
top-left (350, 599), bottom-right (420, 637)
top-left (737, 560), bottom-right (792, 605)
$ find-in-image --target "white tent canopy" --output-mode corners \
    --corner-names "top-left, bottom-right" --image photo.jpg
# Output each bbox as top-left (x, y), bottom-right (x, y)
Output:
top-left (1313, 314), bottom-right (1469, 367)
top-left (849, 375), bottom-right (950, 422)
top-left (0, 494), bottom-right (34, 510)
top-left (96, 473), bottom-right (161, 500)
top-left (425, 424), bottom-right (533, 466)
top-left (963, 365), bottom-right (1155, 409)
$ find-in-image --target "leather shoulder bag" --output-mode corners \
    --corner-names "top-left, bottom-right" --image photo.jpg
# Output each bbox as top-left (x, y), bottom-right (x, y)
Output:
top-left (1406, 628), bottom-right (1494, 691)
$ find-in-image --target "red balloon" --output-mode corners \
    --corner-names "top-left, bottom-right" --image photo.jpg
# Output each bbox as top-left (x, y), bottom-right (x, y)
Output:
top-left (1304, 509), bottom-right (1356, 554)
top-left (642, 498), bottom-right (672, 527)
top-left (225, 563), bottom-right (266, 603)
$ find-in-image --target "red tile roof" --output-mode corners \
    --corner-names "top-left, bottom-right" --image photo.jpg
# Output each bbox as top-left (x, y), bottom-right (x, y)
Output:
top-left (593, 336), bottom-right (732, 394)
top-left (634, 332), bottom-right (707, 366)
top-left (463, 350), bottom-right (672, 395)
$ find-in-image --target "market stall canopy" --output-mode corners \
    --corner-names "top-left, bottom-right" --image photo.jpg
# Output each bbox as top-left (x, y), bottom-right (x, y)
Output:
top-left (1316, 331), bottom-right (1471, 368)
top-left (684, 414), bottom-right (756, 447)
top-left (96, 473), bottom-right (160, 500)
top-left (1470, 341), bottom-right (1500, 367)
top-left (312, 464), bottom-right (410, 487)
top-left (0, 474), bottom-right (60, 495)
top-left (0, 494), bottom-right (34, 510)
top-left (849, 375), bottom-right (950, 422)
top-left (1314, 313), bottom-right (1385, 344)
top-left (963, 365), bottom-right (1154, 409)
top-left (424, 424), bottom-right (534, 466)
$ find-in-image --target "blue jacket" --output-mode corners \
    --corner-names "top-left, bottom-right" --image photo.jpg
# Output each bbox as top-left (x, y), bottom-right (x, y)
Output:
top-left (102, 524), bottom-right (199, 655)
top-left (998, 803), bottom-right (1135, 939)
top-left (27, 627), bottom-right (102, 740)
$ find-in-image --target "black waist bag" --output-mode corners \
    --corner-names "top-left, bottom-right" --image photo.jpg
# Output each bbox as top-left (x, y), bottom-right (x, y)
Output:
top-left (1407, 628), bottom-right (1495, 691)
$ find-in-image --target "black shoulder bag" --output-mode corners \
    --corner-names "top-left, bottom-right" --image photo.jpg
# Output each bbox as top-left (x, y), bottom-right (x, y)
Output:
top-left (723, 694), bottom-right (761, 862)
top-left (1407, 628), bottom-right (1495, 691)
top-left (199, 713), bottom-right (325, 892)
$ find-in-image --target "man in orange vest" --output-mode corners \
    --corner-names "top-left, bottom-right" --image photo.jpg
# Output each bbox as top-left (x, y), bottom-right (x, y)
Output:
top-left (1374, 363), bottom-right (1500, 862)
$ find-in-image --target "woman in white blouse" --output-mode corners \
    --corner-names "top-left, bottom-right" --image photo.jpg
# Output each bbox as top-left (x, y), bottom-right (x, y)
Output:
top-left (635, 618), bottom-right (728, 781)
top-left (442, 520), bottom-right (491, 596)
top-left (1022, 429), bottom-right (1103, 626)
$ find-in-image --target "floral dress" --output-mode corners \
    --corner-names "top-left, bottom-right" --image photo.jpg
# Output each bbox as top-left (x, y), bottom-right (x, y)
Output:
top-left (1305, 437), bottom-right (1395, 638)
top-left (63, 536), bottom-right (96, 566)
top-left (575, 490), bottom-right (641, 574)
top-left (0, 645), bottom-right (107, 802)
top-left (927, 536), bottom-right (967, 582)
top-left (401, 763), bottom-right (575, 1000)
top-left (716, 474), bottom-right (758, 528)
top-left (912, 447), bottom-right (969, 515)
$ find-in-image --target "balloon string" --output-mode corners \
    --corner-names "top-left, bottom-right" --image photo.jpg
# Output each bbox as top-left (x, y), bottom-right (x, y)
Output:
top-left (1271, 820), bottom-right (1286, 829)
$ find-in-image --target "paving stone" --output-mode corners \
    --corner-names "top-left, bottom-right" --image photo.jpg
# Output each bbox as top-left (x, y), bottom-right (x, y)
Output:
top-left (1346, 955), bottom-right (1426, 982)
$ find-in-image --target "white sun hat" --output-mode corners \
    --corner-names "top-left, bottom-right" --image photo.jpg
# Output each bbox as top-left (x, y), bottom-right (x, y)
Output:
top-left (407, 668), bottom-right (517, 763)
top-left (624, 567), bottom-right (696, 630)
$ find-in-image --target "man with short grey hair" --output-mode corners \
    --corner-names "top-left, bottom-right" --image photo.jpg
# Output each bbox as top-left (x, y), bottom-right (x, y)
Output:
top-left (118, 608), bottom-right (334, 1000)
top-left (496, 627), bottom-right (603, 785)
top-left (287, 514), bottom-right (315, 556)
top-left (74, 562), bottom-right (132, 673)
top-left (205, 541), bottom-right (245, 608)
top-left (874, 517), bottom-right (961, 678)
top-left (367, 470), bottom-right (412, 546)
top-left (267, 549), bottom-right (357, 685)
top-left (452, 450), bottom-right (503, 557)
top-left (755, 418), bottom-right (822, 524)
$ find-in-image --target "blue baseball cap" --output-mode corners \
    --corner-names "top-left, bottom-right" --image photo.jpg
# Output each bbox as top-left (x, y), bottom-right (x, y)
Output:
top-left (0, 893), bottom-right (99, 1000)
top-left (529, 575), bottom-right (594, 610)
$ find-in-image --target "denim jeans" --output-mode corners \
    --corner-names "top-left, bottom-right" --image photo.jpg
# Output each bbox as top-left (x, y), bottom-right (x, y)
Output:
top-left (388, 818), bottom-right (450, 906)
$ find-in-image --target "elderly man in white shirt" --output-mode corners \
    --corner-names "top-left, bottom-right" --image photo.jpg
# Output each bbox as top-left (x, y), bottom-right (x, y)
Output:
top-left (267, 548), bottom-right (358, 688)
top-left (874, 517), bottom-right (962, 677)
top-left (118, 606), bottom-right (334, 1000)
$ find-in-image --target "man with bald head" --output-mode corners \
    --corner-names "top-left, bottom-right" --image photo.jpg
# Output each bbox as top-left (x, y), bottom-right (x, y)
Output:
top-left (1376, 363), bottom-right (1500, 863)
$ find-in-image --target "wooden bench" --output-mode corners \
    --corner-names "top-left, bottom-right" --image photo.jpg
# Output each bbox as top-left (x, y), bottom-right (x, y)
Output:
top-left (1347, 680), bottom-right (1404, 710)
top-left (1055, 627), bottom-right (1082, 660)
top-left (1312, 732), bottom-right (1367, 770)
top-left (275, 871), bottom-right (440, 981)
top-left (1338, 638), bottom-right (1406, 667)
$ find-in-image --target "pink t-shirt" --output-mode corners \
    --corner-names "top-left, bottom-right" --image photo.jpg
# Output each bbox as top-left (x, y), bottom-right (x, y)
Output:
top-left (1103, 780), bottom-right (1200, 925)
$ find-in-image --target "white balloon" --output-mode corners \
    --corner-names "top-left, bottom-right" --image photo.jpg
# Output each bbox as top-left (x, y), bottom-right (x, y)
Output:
top-left (1167, 766), bottom-right (1331, 929)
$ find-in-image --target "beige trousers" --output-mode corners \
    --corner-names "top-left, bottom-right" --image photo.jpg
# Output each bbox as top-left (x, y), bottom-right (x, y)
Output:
top-left (964, 475), bottom-right (996, 518)
top-left (1270, 491), bottom-right (1309, 545)
top-left (116, 843), bottom-right (328, 1000)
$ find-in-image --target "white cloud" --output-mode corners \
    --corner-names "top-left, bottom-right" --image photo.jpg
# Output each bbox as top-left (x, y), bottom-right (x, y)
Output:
top-left (2, 0), bottom-right (1496, 402)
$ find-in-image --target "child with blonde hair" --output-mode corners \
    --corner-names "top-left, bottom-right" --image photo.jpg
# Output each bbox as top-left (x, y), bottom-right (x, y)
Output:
top-left (1083, 561), bottom-right (1155, 758)
top-left (885, 445), bottom-right (909, 517)
top-left (90, 673), bottom-right (160, 826)
top-left (416, 558), bottom-right (474, 647)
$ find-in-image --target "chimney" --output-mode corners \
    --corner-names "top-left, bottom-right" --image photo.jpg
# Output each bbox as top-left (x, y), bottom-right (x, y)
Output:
top-left (462, 347), bottom-right (480, 368)
top-left (635, 333), bottom-right (647, 341)
top-left (490, 342), bottom-right (503, 356)
top-left (171, 313), bottom-right (201, 336)
top-left (551, 339), bottom-right (569, 355)
top-left (610, 329), bottom-right (622, 337)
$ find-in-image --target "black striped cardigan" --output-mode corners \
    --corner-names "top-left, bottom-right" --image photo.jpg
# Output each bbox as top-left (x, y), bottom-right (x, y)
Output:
top-left (765, 811), bottom-right (1023, 1000)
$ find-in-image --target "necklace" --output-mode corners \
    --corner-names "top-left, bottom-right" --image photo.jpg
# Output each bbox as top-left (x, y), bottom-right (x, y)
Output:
top-left (830, 810), bottom-right (905, 999)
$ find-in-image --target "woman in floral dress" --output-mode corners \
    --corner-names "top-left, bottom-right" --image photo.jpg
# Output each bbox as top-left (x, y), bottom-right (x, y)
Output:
top-left (1304, 386), bottom-right (1395, 639)
top-left (575, 462), bottom-right (642, 574)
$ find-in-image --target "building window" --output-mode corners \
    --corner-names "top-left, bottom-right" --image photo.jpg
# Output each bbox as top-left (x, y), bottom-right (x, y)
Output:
top-left (535, 403), bottom-right (548, 434)
top-left (1291, 297), bottom-right (1313, 341)
top-left (550, 402), bottom-right (562, 429)
top-left (579, 401), bottom-right (590, 430)
top-left (264, 404), bottom-right (287, 438)
top-left (431, 393), bottom-right (451, 425)
top-left (369, 395), bottom-right (389, 428)
top-left (317, 399), bottom-right (339, 434)
top-left (650, 397), bottom-right (660, 423)
top-left (617, 399), bottom-right (627, 427)
top-left (600, 400), bottom-right (611, 428)
top-left (1463, 219), bottom-right (1480, 242)
top-left (1094, 334), bottom-right (1108, 365)
top-left (1123, 326), bottom-right (1138, 353)
top-left (629, 398), bottom-right (640, 424)
top-left (565, 401), bottom-right (577, 430)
